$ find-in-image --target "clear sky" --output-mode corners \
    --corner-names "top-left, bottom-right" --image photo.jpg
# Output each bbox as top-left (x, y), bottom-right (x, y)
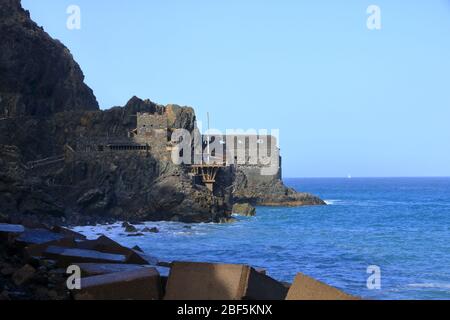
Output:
top-left (22, 0), bottom-right (450, 178)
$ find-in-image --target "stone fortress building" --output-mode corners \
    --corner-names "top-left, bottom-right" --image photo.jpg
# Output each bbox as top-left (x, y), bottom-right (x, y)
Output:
top-left (124, 110), bottom-right (283, 193)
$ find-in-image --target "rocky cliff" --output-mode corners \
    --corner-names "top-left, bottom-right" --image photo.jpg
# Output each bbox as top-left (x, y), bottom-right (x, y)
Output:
top-left (0, 0), bottom-right (324, 226)
top-left (0, 97), bottom-right (233, 225)
top-left (0, 0), bottom-right (98, 117)
top-left (232, 165), bottom-right (325, 206)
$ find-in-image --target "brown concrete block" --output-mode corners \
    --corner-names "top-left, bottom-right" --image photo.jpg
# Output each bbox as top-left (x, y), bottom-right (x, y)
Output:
top-left (77, 263), bottom-right (149, 277)
top-left (24, 237), bottom-right (77, 258)
top-left (245, 266), bottom-right (288, 300)
top-left (164, 262), bottom-right (288, 300)
top-left (0, 223), bottom-right (25, 242)
top-left (51, 226), bottom-right (86, 240)
top-left (44, 246), bottom-right (127, 267)
top-left (74, 267), bottom-right (161, 300)
top-left (77, 235), bottom-right (157, 265)
top-left (0, 223), bottom-right (25, 234)
top-left (15, 228), bottom-right (66, 247)
top-left (286, 273), bottom-right (359, 300)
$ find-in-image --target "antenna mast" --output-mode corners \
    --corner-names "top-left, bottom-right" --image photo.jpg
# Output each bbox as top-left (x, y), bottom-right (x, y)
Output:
top-left (206, 112), bottom-right (210, 164)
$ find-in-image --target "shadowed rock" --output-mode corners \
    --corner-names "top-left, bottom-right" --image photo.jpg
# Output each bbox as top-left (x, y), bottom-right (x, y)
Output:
top-left (0, 0), bottom-right (99, 117)
top-left (0, 0), bottom-right (323, 225)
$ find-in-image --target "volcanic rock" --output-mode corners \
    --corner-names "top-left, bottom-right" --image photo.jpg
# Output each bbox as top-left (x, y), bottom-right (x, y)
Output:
top-left (12, 264), bottom-right (36, 286)
top-left (232, 203), bottom-right (256, 216)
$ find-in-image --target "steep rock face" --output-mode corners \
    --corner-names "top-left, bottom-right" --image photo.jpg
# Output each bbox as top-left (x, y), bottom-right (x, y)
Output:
top-left (0, 0), bottom-right (323, 226)
top-left (53, 152), bottom-right (230, 224)
top-left (0, 145), bottom-right (66, 223)
top-left (232, 165), bottom-right (326, 206)
top-left (0, 97), bottom-right (230, 224)
top-left (0, 0), bottom-right (98, 117)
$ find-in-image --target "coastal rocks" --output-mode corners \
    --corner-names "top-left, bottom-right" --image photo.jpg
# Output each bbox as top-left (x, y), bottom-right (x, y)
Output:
top-left (0, 0), bottom-right (99, 118)
top-left (142, 227), bottom-right (159, 233)
top-left (0, 0), bottom-right (324, 226)
top-left (0, 212), bottom-right (9, 223)
top-left (1, 223), bottom-right (358, 300)
top-left (232, 168), bottom-right (326, 206)
top-left (12, 264), bottom-right (35, 286)
top-left (76, 189), bottom-right (112, 212)
top-left (1, 263), bottom-right (16, 276)
top-left (218, 217), bottom-right (237, 223)
top-left (165, 104), bottom-right (196, 132)
top-left (0, 223), bottom-right (163, 300)
top-left (232, 203), bottom-right (256, 216)
top-left (122, 222), bottom-right (138, 233)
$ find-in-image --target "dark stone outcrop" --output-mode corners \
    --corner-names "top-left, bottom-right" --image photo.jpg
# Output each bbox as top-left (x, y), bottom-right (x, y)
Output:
top-left (0, 0), bottom-right (99, 117)
top-left (231, 165), bottom-right (326, 206)
top-left (232, 203), bottom-right (256, 216)
top-left (0, 104), bottom-right (232, 224)
top-left (0, 0), bottom-right (324, 226)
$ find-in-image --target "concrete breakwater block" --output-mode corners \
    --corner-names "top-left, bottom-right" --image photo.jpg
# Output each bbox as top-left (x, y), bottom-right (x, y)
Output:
top-left (77, 235), bottom-right (157, 265)
top-left (0, 223), bottom-right (25, 234)
top-left (74, 267), bottom-right (161, 300)
top-left (44, 246), bottom-right (127, 267)
top-left (15, 228), bottom-right (66, 246)
top-left (0, 223), bottom-right (25, 241)
top-left (76, 263), bottom-right (149, 277)
top-left (286, 273), bottom-right (359, 300)
top-left (51, 226), bottom-right (86, 240)
top-left (24, 237), bottom-right (77, 258)
top-left (164, 262), bottom-right (288, 300)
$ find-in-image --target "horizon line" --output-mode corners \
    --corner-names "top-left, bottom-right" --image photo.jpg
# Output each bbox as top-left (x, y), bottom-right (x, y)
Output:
top-left (283, 176), bottom-right (450, 179)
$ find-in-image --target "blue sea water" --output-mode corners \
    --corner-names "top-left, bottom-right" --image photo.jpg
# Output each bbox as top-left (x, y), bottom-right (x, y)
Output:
top-left (73, 178), bottom-right (450, 300)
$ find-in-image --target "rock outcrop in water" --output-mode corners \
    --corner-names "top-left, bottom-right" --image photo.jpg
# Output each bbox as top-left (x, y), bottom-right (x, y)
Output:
top-left (0, 0), bottom-right (324, 226)
top-left (232, 165), bottom-right (325, 206)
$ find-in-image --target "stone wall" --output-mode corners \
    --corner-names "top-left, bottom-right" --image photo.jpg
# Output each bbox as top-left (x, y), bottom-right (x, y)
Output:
top-left (134, 112), bottom-right (170, 160)
top-left (136, 112), bottom-right (168, 131)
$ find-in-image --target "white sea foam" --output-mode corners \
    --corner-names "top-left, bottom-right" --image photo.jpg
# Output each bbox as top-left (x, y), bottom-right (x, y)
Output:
top-left (324, 199), bottom-right (339, 205)
top-left (407, 283), bottom-right (450, 289)
top-left (72, 220), bottom-right (214, 240)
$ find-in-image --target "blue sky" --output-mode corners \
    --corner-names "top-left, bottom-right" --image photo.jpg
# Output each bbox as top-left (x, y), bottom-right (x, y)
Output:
top-left (22, 0), bottom-right (450, 177)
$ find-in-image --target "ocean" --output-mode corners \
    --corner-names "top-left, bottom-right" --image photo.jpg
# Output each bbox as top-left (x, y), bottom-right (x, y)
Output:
top-left (73, 178), bottom-right (450, 300)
